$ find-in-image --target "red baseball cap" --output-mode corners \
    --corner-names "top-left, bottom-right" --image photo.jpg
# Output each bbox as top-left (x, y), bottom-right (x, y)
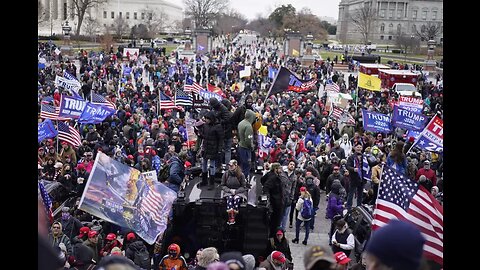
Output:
top-left (126, 232), bottom-right (136, 241)
top-left (300, 186), bottom-right (307, 192)
top-left (61, 141), bottom-right (68, 145)
top-left (106, 233), bottom-right (116, 241)
top-left (272, 251), bottom-right (286, 263)
top-left (88, 230), bottom-right (98, 238)
top-left (334, 252), bottom-right (351, 265)
top-left (276, 230), bottom-right (284, 236)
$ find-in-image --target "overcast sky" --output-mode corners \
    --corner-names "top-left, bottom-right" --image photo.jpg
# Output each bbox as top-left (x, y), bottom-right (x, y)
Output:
top-left (227, 0), bottom-right (341, 21)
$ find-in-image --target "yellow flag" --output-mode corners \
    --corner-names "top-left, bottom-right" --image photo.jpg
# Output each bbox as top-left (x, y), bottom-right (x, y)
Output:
top-left (358, 72), bottom-right (382, 91)
top-left (292, 49), bottom-right (299, 57)
top-left (258, 125), bottom-right (268, 136)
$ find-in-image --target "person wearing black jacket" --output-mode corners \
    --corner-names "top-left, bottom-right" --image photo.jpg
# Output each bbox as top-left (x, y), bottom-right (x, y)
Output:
top-left (198, 111), bottom-right (224, 190)
top-left (346, 143), bottom-right (365, 210)
top-left (261, 163), bottom-right (285, 238)
top-left (305, 174), bottom-right (321, 231)
top-left (266, 228), bottom-right (293, 262)
top-left (230, 95), bottom-right (254, 129)
top-left (209, 97), bottom-right (234, 167)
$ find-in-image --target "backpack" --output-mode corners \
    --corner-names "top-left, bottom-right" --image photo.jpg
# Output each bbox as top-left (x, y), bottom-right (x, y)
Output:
top-left (158, 162), bottom-right (170, 182)
top-left (133, 247), bottom-right (151, 269)
top-left (301, 198), bottom-right (314, 219)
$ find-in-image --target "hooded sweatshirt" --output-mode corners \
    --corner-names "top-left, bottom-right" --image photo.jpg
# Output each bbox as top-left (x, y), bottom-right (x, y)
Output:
top-left (238, 109), bottom-right (255, 149)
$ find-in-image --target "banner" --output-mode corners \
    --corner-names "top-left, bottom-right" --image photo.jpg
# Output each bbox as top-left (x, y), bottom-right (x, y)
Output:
top-left (185, 116), bottom-right (197, 142)
top-left (392, 105), bottom-right (427, 131)
top-left (397, 96), bottom-right (424, 113)
top-left (79, 153), bottom-right (177, 244)
top-left (266, 66), bottom-right (317, 98)
top-left (78, 102), bottom-right (116, 124)
top-left (38, 119), bottom-right (58, 142)
top-left (362, 109), bottom-right (392, 133)
top-left (411, 115), bottom-right (443, 153)
top-left (327, 92), bottom-right (351, 109)
top-left (239, 66), bottom-right (251, 78)
top-left (199, 89), bottom-right (223, 101)
top-left (358, 72), bottom-right (382, 91)
top-left (55, 75), bottom-right (81, 95)
top-left (123, 48), bottom-right (139, 60)
top-left (58, 95), bottom-right (87, 119)
top-left (258, 134), bottom-right (274, 159)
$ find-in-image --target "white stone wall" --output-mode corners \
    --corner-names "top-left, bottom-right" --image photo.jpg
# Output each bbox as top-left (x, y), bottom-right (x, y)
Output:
top-left (38, 0), bottom-right (184, 36)
top-left (336, 0), bottom-right (443, 44)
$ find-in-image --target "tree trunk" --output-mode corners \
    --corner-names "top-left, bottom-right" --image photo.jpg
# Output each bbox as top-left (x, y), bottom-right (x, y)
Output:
top-left (75, 10), bottom-right (85, 36)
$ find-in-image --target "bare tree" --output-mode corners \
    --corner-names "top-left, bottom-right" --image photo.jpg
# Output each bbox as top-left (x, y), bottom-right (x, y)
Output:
top-left (38, 1), bottom-right (47, 24)
top-left (72, 0), bottom-right (108, 36)
top-left (415, 22), bottom-right (442, 41)
top-left (396, 33), bottom-right (420, 54)
top-left (139, 8), bottom-right (169, 36)
top-left (83, 16), bottom-right (101, 42)
top-left (350, 3), bottom-right (377, 44)
top-left (112, 17), bottom-right (129, 39)
top-left (213, 9), bottom-right (247, 35)
top-left (245, 15), bottom-right (276, 37)
top-left (184, 0), bottom-right (229, 29)
top-left (282, 8), bottom-right (328, 40)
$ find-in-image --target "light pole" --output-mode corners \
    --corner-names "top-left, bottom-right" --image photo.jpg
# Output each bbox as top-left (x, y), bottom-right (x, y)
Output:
top-left (61, 20), bottom-right (72, 57)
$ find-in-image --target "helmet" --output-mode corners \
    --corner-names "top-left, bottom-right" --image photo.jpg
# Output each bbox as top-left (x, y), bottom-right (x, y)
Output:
top-left (106, 233), bottom-right (116, 241)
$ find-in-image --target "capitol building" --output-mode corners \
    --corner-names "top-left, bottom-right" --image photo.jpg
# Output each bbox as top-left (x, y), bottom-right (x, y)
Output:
top-left (337, 0), bottom-right (443, 44)
top-left (38, 0), bottom-right (184, 36)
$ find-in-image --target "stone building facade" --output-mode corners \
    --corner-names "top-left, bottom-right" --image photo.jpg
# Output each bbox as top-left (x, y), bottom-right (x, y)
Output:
top-left (337, 0), bottom-right (443, 44)
top-left (38, 0), bottom-right (183, 36)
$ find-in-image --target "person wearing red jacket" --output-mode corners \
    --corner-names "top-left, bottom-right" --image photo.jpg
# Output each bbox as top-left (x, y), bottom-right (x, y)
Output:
top-left (415, 160), bottom-right (437, 186)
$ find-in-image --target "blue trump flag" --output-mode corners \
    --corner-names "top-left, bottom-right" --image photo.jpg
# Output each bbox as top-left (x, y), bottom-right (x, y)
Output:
top-left (38, 119), bottom-right (58, 142)
top-left (362, 109), bottom-right (392, 133)
top-left (392, 105), bottom-right (427, 131)
top-left (168, 66), bottom-right (176, 78)
top-left (58, 95), bottom-right (87, 119)
top-left (78, 102), bottom-right (116, 124)
top-left (268, 66), bottom-right (278, 79)
top-left (199, 89), bottom-right (223, 101)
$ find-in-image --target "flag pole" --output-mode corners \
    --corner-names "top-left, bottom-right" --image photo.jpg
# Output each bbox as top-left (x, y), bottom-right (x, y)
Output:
top-left (56, 120), bottom-right (59, 152)
top-left (264, 66), bottom-right (281, 104)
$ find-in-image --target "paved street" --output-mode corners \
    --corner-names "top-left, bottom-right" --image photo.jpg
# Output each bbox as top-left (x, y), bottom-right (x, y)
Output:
top-left (285, 190), bottom-right (331, 268)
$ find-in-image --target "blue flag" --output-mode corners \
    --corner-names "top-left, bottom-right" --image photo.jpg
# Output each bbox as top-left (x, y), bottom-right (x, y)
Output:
top-left (78, 102), bottom-right (116, 124)
top-left (168, 66), bottom-right (176, 78)
top-left (197, 45), bottom-right (205, 51)
top-left (268, 66), bottom-right (278, 79)
top-left (406, 130), bottom-right (422, 141)
top-left (38, 119), bottom-right (58, 142)
top-left (58, 95), bottom-right (87, 119)
top-left (362, 109), bottom-right (392, 133)
top-left (199, 89), bottom-right (223, 101)
top-left (362, 155), bottom-right (372, 182)
top-left (392, 105), bottom-right (427, 131)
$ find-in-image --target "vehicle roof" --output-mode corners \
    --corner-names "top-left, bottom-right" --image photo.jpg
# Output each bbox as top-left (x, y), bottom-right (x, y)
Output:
top-left (378, 69), bottom-right (419, 76)
top-left (359, 63), bottom-right (391, 68)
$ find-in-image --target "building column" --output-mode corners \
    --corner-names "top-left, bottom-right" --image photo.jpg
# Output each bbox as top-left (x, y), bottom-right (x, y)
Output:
top-left (405, 2), bottom-right (407, 18)
top-left (395, 2), bottom-right (398, 19)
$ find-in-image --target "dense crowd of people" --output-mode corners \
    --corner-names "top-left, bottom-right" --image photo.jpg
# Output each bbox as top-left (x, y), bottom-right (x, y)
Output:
top-left (38, 32), bottom-right (443, 270)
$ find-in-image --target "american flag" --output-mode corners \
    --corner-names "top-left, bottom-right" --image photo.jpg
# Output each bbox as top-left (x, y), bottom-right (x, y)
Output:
top-left (372, 166), bottom-right (443, 265)
top-left (38, 181), bottom-right (53, 224)
top-left (41, 96), bottom-right (54, 105)
top-left (91, 92), bottom-right (116, 110)
top-left (57, 121), bottom-right (82, 147)
top-left (325, 80), bottom-right (340, 93)
top-left (40, 104), bottom-right (70, 121)
top-left (159, 92), bottom-right (176, 109)
top-left (139, 185), bottom-right (164, 224)
top-left (174, 88), bottom-right (193, 106)
top-left (184, 81), bottom-right (203, 94)
top-left (330, 105), bottom-right (344, 120)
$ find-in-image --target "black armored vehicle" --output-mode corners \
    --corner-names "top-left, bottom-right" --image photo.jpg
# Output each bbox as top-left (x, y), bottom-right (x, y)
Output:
top-left (160, 173), bottom-right (271, 260)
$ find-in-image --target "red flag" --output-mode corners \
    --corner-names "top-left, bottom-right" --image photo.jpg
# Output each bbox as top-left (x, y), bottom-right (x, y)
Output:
top-left (207, 84), bottom-right (226, 97)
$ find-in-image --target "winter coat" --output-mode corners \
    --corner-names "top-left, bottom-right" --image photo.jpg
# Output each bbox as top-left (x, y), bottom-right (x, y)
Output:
top-left (221, 170), bottom-right (247, 200)
top-left (237, 109), bottom-right (255, 150)
top-left (305, 127), bottom-right (318, 146)
top-left (48, 232), bottom-right (73, 255)
top-left (281, 171), bottom-right (297, 207)
top-left (261, 171), bottom-right (284, 209)
top-left (346, 153), bottom-right (364, 187)
top-left (210, 98), bottom-right (234, 139)
top-left (326, 174), bottom-right (345, 195)
top-left (266, 237), bottom-right (293, 262)
top-left (125, 240), bottom-right (149, 263)
top-left (326, 193), bottom-right (344, 219)
top-left (61, 216), bottom-right (83, 242)
top-left (168, 156), bottom-right (185, 186)
top-left (259, 253), bottom-right (288, 270)
top-left (198, 119), bottom-right (224, 159)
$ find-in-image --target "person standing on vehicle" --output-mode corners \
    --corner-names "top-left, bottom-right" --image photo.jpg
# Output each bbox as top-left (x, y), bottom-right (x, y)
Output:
top-left (237, 109), bottom-right (256, 180)
top-left (198, 111), bottom-right (224, 190)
